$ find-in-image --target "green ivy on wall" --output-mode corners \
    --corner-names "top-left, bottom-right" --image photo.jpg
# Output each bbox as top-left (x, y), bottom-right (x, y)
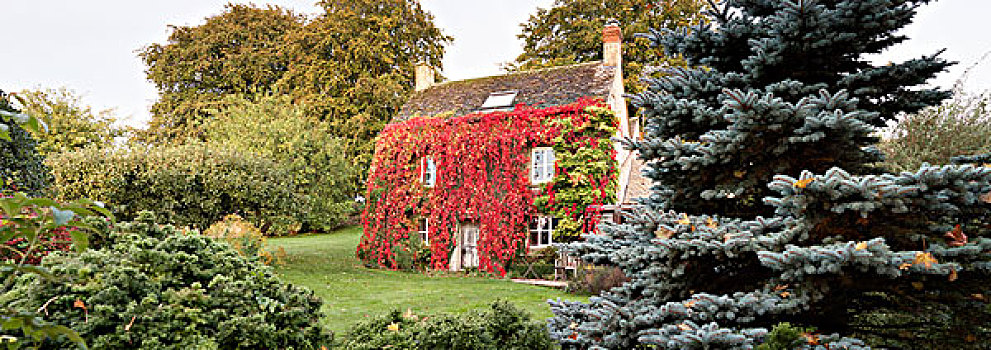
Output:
top-left (534, 105), bottom-right (618, 241)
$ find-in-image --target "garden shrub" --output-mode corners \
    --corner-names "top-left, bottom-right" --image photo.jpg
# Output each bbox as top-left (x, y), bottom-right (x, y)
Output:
top-left (5, 214), bottom-right (332, 349)
top-left (0, 223), bottom-right (74, 265)
top-left (47, 143), bottom-right (299, 235)
top-left (203, 214), bottom-right (287, 265)
top-left (566, 266), bottom-right (627, 295)
top-left (1, 89), bottom-right (50, 196)
top-left (341, 300), bottom-right (551, 350)
top-left (756, 323), bottom-right (818, 350)
top-left (17, 87), bottom-right (124, 156)
top-left (880, 89), bottom-right (991, 172)
top-left (203, 93), bottom-right (359, 232)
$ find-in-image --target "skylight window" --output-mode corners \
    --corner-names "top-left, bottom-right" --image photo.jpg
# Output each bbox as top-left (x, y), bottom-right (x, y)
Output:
top-left (479, 90), bottom-right (518, 111)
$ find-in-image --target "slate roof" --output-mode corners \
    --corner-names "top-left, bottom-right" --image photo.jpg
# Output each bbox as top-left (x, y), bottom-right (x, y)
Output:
top-left (622, 156), bottom-right (653, 204)
top-left (394, 61), bottom-right (616, 123)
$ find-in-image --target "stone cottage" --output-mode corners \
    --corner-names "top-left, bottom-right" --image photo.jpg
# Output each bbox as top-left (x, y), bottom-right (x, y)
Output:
top-left (358, 23), bottom-right (649, 274)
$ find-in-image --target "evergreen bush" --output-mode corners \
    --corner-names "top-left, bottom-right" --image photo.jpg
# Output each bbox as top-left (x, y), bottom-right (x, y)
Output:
top-left (547, 1), bottom-right (988, 349)
top-left (341, 301), bottom-right (552, 350)
top-left (0, 89), bottom-right (50, 195)
top-left (6, 214), bottom-right (332, 349)
top-left (47, 143), bottom-right (299, 235)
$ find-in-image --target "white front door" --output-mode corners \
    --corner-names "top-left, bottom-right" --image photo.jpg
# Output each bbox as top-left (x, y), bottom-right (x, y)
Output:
top-left (461, 224), bottom-right (479, 268)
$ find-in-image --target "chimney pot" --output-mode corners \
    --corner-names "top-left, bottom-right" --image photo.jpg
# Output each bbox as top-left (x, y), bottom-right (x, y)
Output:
top-left (603, 22), bottom-right (622, 67)
top-left (414, 64), bottom-right (435, 92)
top-left (603, 23), bottom-right (622, 44)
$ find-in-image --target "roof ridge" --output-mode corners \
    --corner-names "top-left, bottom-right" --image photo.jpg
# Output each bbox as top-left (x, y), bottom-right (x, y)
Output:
top-left (425, 60), bottom-right (605, 90)
top-left (396, 60), bottom-right (614, 123)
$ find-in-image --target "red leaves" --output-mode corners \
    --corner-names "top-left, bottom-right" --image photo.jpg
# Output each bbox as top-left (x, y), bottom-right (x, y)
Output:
top-left (945, 224), bottom-right (968, 247)
top-left (359, 99), bottom-right (609, 275)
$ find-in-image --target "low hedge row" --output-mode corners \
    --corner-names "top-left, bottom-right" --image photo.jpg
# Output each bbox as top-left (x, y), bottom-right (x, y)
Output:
top-left (47, 144), bottom-right (298, 234)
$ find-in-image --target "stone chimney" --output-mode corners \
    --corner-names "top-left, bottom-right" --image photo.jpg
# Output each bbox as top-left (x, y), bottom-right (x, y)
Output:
top-left (414, 64), bottom-right (435, 92)
top-left (603, 21), bottom-right (622, 67)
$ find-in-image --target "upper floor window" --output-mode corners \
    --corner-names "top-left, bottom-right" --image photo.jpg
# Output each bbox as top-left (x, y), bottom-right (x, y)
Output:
top-left (421, 157), bottom-right (436, 187)
top-left (418, 218), bottom-right (430, 245)
top-left (529, 215), bottom-right (556, 248)
top-left (530, 147), bottom-right (555, 184)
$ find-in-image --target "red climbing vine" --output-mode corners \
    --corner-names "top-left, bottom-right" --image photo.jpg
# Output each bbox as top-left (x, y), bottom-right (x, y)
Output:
top-left (358, 99), bottom-right (616, 275)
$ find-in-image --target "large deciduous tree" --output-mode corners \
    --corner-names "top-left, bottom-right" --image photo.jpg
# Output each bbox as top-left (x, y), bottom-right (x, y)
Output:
top-left (508, 0), bottom-right (707, 95)
top-left (139, 1), bottom-right (450, 190)
top-left (202, 93), bottom-right (358, 232)
top-left (547, 1), bottom-right (990, 349)
top-left (138, 4), bottom-right (303, 141)
top-left (276, 0), bottom-right (450, 178)
top-left (17, 88), bottom-right (122, 156)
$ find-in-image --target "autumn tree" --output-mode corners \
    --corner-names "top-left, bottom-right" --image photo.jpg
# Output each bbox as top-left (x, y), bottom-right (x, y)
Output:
top-left (547, 1), bottom-right (988, 349)
top-left (139, 1), bottom-right (449, 189)
top-left (508, 0), bottom-right (707, 95)
top-left (17, 88), bottom-right (122, 156)
top-left (276, 0), bottom-right (451, 179)
top-left (138, 4), bottom-right (303, 141)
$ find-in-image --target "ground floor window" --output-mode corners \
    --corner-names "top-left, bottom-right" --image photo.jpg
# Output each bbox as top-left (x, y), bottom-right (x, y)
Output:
top-left (529, 215), bottom-right (556, 248)
top-left (418, 218), bottom-right (429, 245)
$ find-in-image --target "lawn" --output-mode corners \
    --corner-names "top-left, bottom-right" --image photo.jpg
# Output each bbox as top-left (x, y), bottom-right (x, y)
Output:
top-left (269, 226), bottom-right (587, 334)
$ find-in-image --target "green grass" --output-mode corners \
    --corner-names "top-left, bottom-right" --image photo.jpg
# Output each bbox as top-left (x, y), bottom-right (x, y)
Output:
top-left (269, 226), bottom-right (586, 334)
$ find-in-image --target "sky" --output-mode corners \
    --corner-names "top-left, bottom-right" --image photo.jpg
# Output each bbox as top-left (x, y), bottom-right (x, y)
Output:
top-left (0, 1), bottom-right (988, 128)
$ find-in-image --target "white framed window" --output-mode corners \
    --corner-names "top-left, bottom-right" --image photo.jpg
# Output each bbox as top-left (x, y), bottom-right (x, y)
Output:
top-left (418, 218), bottom-right (429, 245)
top-left (530, 147), bottom-right (556, 184)
top-left (420, 157), bottom-right (436, 187)
top-left (529, 215), bottom-right (556, 248)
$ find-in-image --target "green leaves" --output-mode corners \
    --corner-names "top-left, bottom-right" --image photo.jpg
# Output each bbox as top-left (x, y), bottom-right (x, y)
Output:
top-left (201, 93), bottom-right (357, 231)
top-left (0, 314), bottom-right (88, 349)
top-left (509, 0), bottom-right (706, 95)
top-left (9, 220), bottom-right (332, 349)
top-left (1, 90), bottom-right (50, 196)
top-left (138, 1), bottom-right (451, 193)
top-left (47, 144), bottom-right (297, 235)
top-left (0, 192), bottom-right (110, 350)
top-left (15, 88), bottom-right (121, 156)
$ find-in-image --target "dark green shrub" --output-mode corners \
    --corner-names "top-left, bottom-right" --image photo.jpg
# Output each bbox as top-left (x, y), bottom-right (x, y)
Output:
top-left (47, 143), bottom-right (299, 235)
top-left (6, 214), bottom-right (332, 349)
top-left (1, 89), bottom-right (50, 195)
top-left (341, 300), bottom-right (552, 350)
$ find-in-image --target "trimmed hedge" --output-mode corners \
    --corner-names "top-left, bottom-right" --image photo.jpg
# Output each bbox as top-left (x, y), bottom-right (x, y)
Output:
top-left (6, 214), bottom-right (332, 349)
top-left (47, 144), bottom-right (298, 234)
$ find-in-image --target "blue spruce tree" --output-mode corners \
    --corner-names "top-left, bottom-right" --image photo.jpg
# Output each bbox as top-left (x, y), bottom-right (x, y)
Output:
top-left (548, 0), bottom-right (990, 348)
